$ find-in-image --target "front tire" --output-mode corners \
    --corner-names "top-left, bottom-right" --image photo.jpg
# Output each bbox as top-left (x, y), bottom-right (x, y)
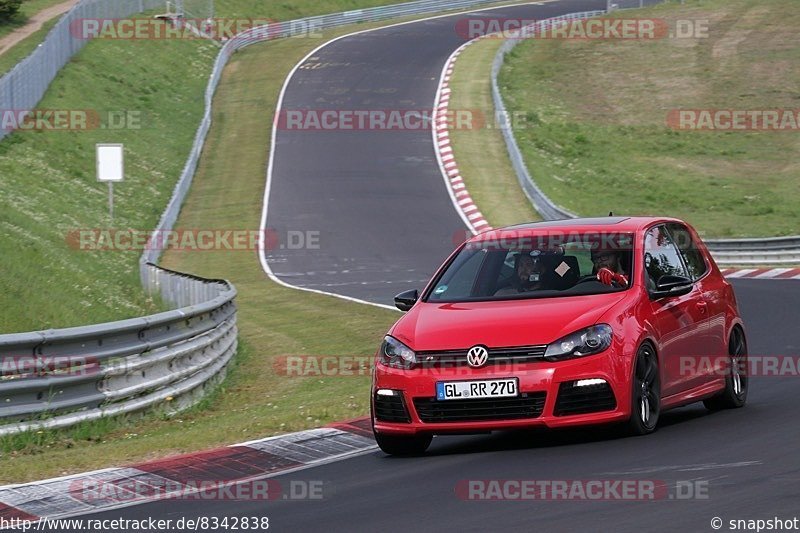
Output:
top-left (374, 432), bottom-right (432, 456)
top-left (704, 328), bottom-right (748, 410)
top-left (627, 343), bottom-right (660, 436)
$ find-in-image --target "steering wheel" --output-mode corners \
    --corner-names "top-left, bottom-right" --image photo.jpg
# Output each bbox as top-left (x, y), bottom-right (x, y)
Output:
top-left (574, 275), bottom-right (601, 285)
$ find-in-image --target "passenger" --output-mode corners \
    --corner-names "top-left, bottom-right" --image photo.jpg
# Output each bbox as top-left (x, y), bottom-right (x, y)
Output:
top-left (495, 253), bottom-right (547, 295)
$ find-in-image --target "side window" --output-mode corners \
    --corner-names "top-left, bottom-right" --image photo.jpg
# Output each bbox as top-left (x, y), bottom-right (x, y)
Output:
top-left (667, 223), bottom-right (708, 280)
top-left (643, 225), bottom-right (689, 289)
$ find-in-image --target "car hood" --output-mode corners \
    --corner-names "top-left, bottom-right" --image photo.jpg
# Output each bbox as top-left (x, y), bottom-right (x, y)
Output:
top-left (390, 293), bottom-right (628, 350)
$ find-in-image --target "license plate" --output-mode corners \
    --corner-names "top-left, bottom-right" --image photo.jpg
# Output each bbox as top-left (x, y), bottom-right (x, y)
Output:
top-left (436, 378), bottom-right (518, 401)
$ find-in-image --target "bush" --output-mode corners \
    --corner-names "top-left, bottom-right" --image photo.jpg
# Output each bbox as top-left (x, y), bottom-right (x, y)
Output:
top-left (0, 0), bottom-right (23, 22)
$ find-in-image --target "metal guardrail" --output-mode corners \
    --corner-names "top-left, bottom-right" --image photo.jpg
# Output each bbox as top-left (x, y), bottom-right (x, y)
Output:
top-left (702, 236), bottom-right (800, 265)
top-left (0, 265), bottom-right (237, 436)
top-left (704, 236), bottom-right (800, 251)
top-left (490, 5), bottom-right (800, 265)
top-left (0, 0), bottom-right (241, 437)
top-left (490, 14), bottom-right (600, 221)
top-left (607, 0), bottom-right (667, 9)
top-left (141, 0), bottom-right (541, 269)
top-left (1, 0), bottom-right (797, 438)
top-left (0, 0), bottom-right (166, 143)
top-left (0, 0), bottom-right (535, 435)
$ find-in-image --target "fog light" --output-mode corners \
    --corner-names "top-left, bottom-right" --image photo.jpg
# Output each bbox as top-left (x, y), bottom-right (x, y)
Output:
top-left (574, 378), bottom-right (606, 387)
top-left (376, 389), bottom-right (397, 396)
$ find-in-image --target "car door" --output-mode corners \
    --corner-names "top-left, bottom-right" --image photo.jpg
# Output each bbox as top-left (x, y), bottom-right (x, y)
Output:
top-left (668, 223), bottom-right (727, 384)
top-left (644, 224), bottom-right (708, 398)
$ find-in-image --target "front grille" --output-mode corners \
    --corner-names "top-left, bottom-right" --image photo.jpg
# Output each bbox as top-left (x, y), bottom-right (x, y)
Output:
top-left (374, 393), bottom-right (411, 423)
top-left (413, 392), bottom-right (546, 423)
top-left (416, 345), bottom-right (547, 367)
top-left (554, 381), bottom-right (617, 416)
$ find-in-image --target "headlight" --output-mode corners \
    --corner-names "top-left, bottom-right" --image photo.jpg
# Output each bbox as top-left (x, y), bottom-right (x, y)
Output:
top-left (544, 324), bottom-right (613, 361)
top-left (380, 336), bottom-right (417, 369)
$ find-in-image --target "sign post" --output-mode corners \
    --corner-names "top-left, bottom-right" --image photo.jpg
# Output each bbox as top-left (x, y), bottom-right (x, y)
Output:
top-left (96, 144), bottom-right (124, 221)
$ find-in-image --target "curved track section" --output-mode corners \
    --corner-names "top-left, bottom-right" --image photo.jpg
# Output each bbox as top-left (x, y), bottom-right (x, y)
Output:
top-left (83, 281), bottom-right (800, 532)
top-left (261, 0), bottom-right (606, 306)
top-left (73, 3), bottom-right (800, 531)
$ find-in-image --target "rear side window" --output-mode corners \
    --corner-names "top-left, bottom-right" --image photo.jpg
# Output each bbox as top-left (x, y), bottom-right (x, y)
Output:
top-left (667, 223), bottom-right (708, 280)
top-left (643, 225), bottom-right (689, 287)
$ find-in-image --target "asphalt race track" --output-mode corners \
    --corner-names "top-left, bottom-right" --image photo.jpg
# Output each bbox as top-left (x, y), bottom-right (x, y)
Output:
top-left (83, 280), bottom-right (799, 532)
top-left (83, 1), bottom-right (799, 531)
top-left (263, 0), bottom-right (616, 305)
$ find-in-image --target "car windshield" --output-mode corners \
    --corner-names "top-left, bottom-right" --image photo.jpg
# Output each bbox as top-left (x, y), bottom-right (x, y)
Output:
top-left (425, 231), bottom-right (635, 302)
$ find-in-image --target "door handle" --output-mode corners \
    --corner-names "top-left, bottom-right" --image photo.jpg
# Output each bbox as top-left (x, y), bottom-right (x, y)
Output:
top-left (696, 301), bottom-right (708, 314)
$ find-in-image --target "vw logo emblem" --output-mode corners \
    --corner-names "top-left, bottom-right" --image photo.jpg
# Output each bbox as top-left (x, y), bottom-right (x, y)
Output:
top-left (466, 345), bottom-right (489, 368)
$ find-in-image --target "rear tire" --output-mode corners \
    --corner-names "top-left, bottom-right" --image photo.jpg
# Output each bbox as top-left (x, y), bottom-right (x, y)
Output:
top-left (374, 432), bottom-right (432, 456)
top-left (704, 328), bottom-right (748, 410)
top-left (627, 343), bottom-right (660, 436)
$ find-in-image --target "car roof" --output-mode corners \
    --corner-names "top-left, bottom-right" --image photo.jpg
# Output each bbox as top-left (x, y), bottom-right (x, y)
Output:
top-left (477, 216), bottom-right (686, 238)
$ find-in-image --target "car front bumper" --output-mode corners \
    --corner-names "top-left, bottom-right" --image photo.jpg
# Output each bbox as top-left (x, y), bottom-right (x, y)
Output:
top-left (372, 352), bottom-right (632, 435)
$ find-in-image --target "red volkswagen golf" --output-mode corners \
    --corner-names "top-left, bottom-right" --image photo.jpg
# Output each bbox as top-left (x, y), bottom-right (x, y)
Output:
top-left (371, 217), bottom-right (748, 455)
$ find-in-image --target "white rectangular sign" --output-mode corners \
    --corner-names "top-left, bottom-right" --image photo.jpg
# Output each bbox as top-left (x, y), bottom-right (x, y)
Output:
top-left (96, 144), bottom-right (124, 182)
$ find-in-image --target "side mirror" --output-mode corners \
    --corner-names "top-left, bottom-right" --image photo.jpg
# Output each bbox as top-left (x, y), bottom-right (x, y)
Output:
top-left (394, 289), bottom-right (419, 312)
top-left (650, 274), bottom-right (693, 300)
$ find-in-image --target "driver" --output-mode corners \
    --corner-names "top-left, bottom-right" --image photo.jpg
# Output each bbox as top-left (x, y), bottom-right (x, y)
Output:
top-left (591, 248), bottom-right (629, 288)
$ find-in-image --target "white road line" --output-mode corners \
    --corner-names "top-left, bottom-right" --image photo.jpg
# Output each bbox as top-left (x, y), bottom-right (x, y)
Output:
top-left (261, 1), bottom-right (555, 307)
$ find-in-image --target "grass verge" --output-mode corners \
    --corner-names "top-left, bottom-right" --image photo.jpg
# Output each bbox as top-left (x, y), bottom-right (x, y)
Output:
top-left (448, 37), bottom-right (539, 226)
top-left (493, 0), bottom-right (800, 237)
top-left (0, 15), bottom-right (58, 75)
top-left (0, 2), bottom-right (531, 483)
top-left (0, 20), bottom-right (397, 484)
top-left (0, 34), bottom-right (218, 333)
top-left (0, 0), bottom-right (68, 39)
top-left (0, 0), bottom-right (405, 77)
top-left (0, 0), bottom-right (508, 333)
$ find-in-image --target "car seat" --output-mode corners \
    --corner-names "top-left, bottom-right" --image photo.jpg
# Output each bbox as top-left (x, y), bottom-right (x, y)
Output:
top-left (543, 255), bottom-right (580, 290)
